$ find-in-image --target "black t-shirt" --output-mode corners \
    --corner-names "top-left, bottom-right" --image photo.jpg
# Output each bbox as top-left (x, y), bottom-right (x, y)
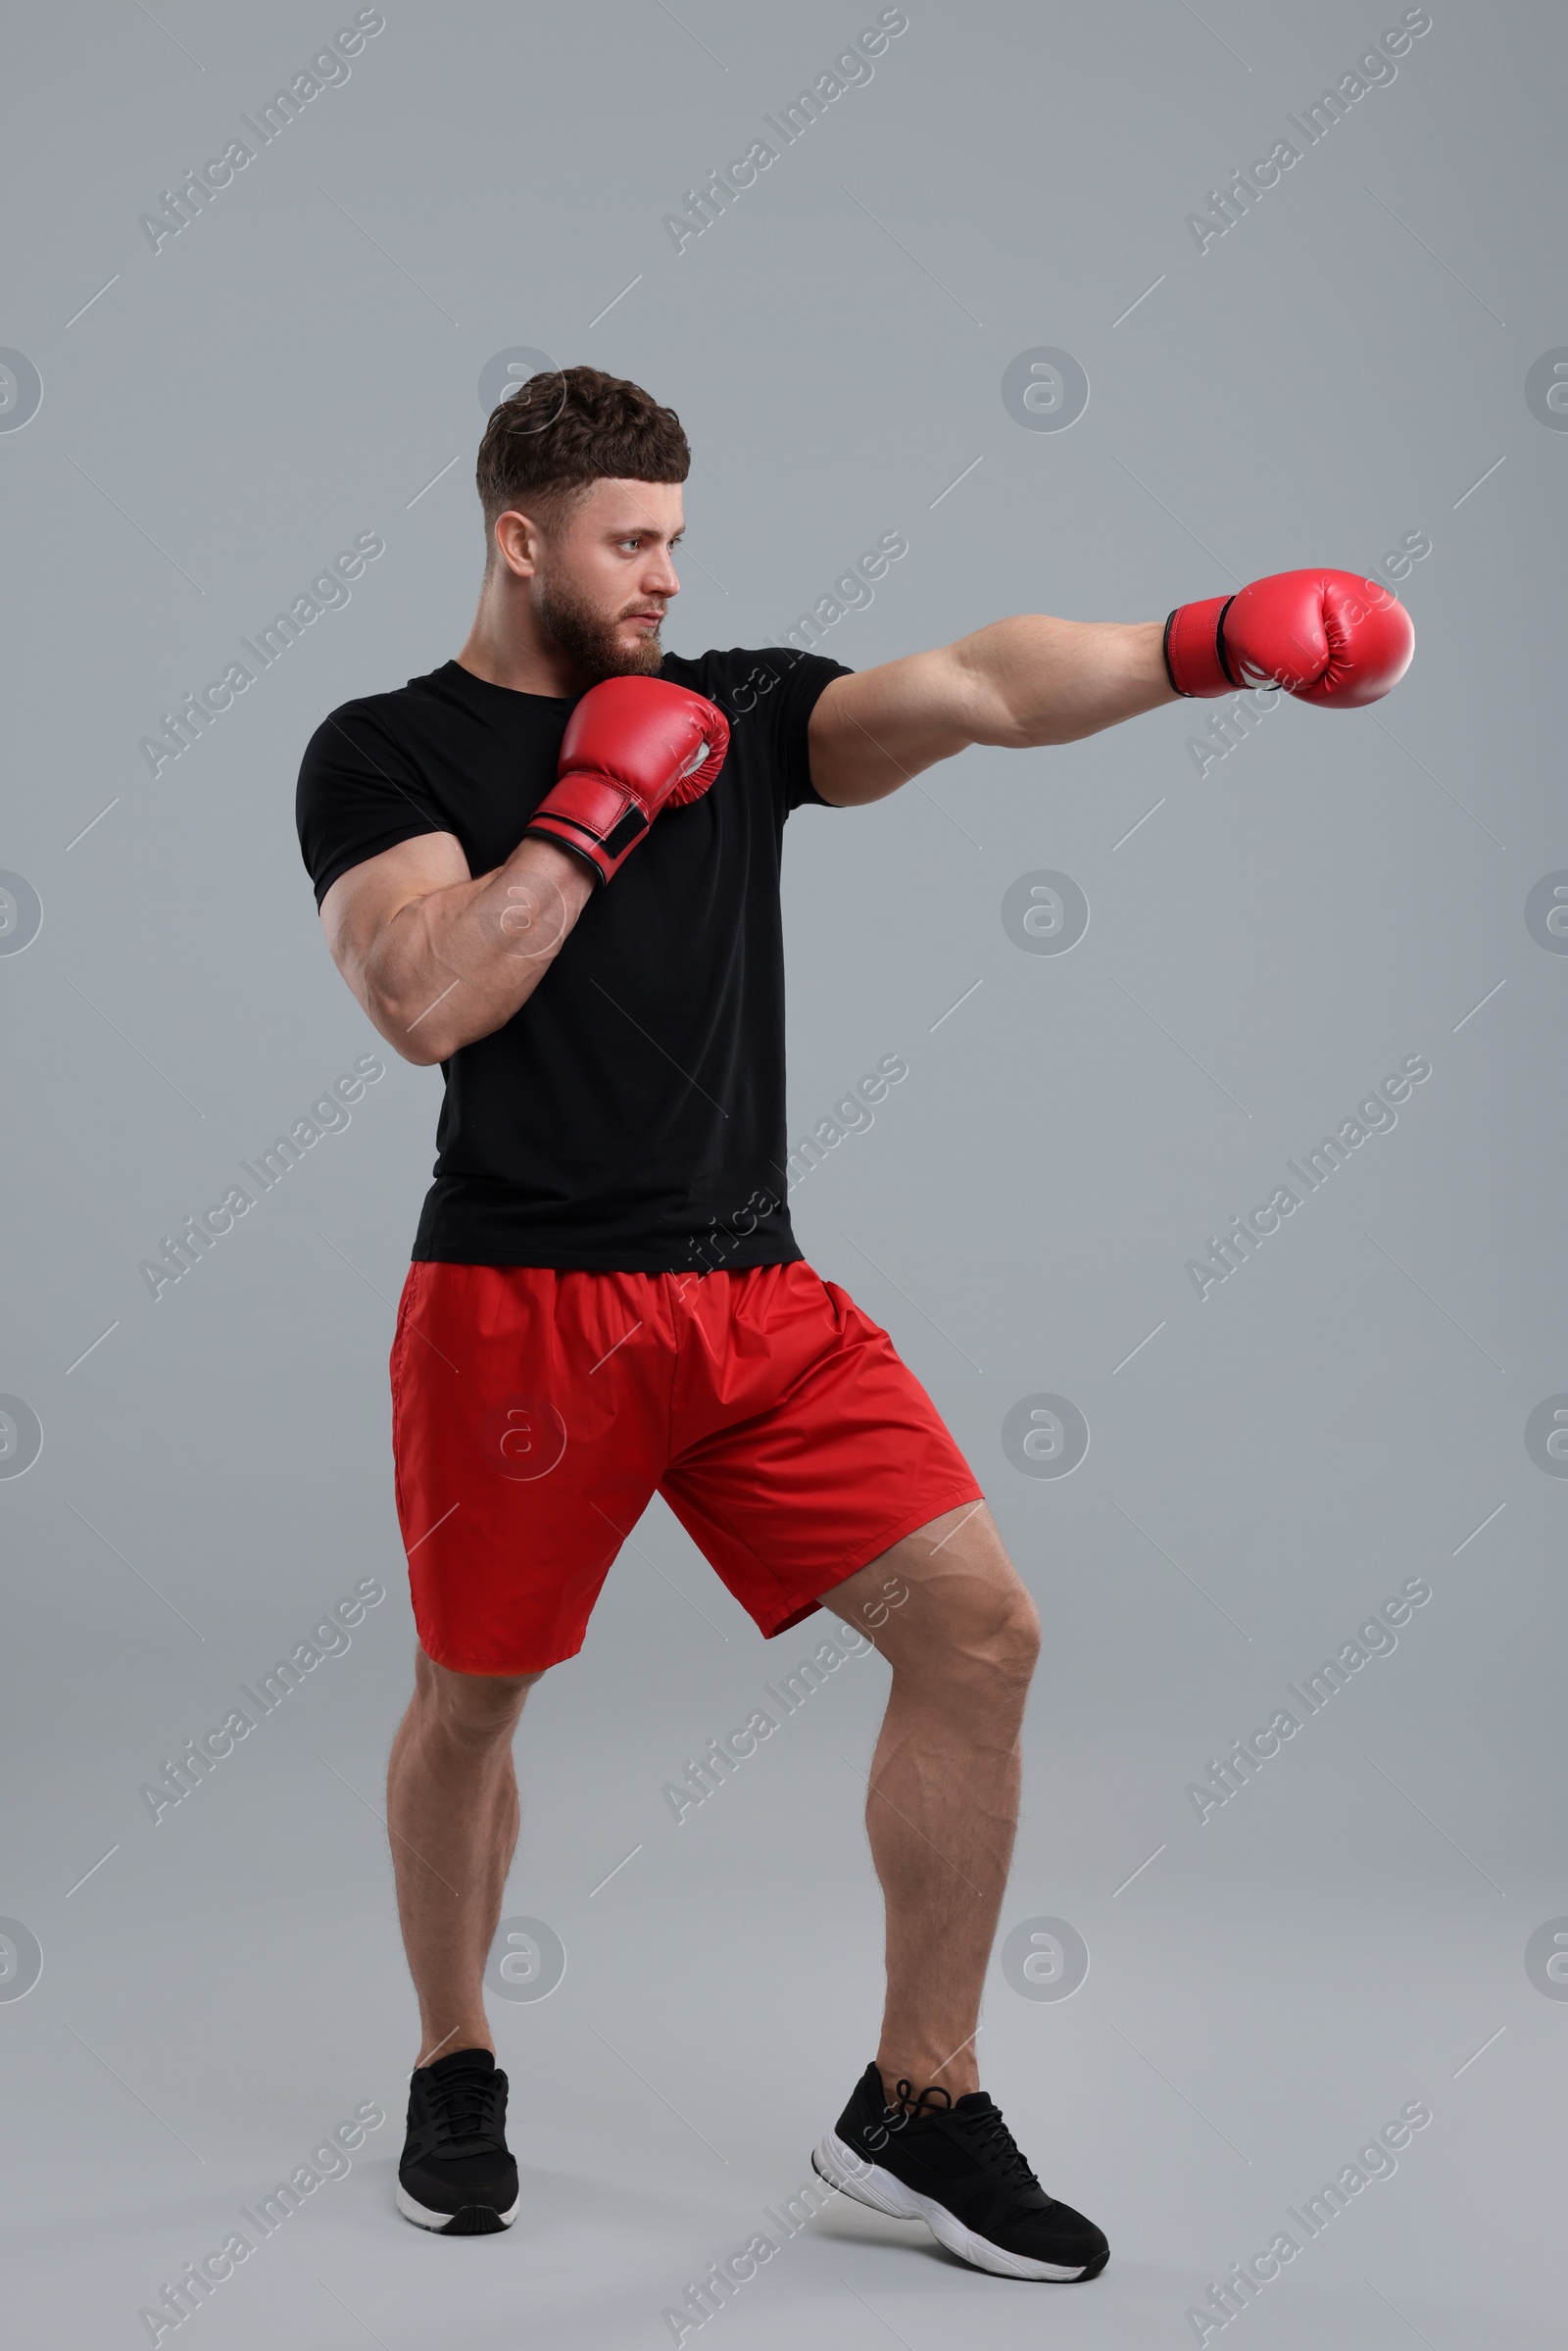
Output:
top-left (295, 648), bottom-right (850, 1270)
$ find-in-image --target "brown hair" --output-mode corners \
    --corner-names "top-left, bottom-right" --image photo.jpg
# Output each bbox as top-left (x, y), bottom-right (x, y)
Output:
top-left (475, 365), bottom-right (689, 550)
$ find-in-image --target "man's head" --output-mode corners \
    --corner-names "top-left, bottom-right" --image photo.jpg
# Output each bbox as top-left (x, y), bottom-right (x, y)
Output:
top-left (475, 365), bottom-right (689, 686)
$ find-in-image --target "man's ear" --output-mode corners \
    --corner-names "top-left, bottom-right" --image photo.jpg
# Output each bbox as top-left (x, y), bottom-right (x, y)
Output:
top-left (493, 510), bottom-right (542, 578)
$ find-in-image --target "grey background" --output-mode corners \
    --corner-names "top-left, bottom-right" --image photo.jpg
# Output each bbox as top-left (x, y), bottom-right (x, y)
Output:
top-left (2, 1), bottom-right (1561, 2343)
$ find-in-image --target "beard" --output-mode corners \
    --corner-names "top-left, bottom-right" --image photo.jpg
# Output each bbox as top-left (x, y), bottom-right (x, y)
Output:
top-left (535, 577), bottom-right (664, 687)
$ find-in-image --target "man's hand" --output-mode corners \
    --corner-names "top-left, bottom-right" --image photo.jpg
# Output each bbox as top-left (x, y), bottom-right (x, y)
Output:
top-left (525, 676), bottom-right (729, 883)
top-left (1163, 569), bottom-right (1414, 706)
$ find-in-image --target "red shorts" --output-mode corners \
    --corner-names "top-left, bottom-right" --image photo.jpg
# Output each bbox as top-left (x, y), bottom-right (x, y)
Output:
top-left (389, 1258), bottom-right (983, 1675)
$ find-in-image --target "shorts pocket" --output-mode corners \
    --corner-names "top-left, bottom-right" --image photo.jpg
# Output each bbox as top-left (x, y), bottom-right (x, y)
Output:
top-left (389, 1261), bottom-right (422, 1397)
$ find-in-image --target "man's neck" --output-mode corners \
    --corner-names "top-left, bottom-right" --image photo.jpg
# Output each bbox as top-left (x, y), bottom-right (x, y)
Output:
top-left (456, 588), bottom-right (577, 698)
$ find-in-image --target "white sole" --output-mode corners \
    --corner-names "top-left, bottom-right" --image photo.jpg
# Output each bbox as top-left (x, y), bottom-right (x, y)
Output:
top-left (812, 2128), bottom-right (1089, 2281)
top-left (396, 2180), bottom-right (518, 2231)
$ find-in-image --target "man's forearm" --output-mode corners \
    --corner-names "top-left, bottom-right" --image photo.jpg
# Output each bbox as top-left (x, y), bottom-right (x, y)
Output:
top-left (368, 839), bottom-right (596, 1065)
top-left (957, 615), bottom-right (1174, 748)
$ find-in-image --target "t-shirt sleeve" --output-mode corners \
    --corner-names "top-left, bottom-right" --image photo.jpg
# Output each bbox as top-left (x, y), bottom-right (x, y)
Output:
top-left (295, 702), bottom-right (451, 907)
top-left (706, 647), bottom-right (854, 819)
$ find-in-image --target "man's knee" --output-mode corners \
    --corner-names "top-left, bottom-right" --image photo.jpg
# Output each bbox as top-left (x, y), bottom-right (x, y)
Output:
top-left (882, 1562), bottom-right (1040, 1693)
top-left (998, 1586), bottom-right (1042, 1679)
top-left (415, 1645), bottom-right (542, 1742)
top-left (909, 1594), bottom-right (1038, 1722)
top-left (971, 1581), bottom-right (1040, 1686)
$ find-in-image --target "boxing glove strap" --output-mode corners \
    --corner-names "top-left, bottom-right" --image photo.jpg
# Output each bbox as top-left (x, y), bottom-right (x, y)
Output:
top-left (522, 768), bottom-right (655, 876)
top-left (520, 817), bottom-right (613, 884)
top-left (528, 803), bottom-right (649, 857)
top-left (1163, 594), bottom-right (1239, 698)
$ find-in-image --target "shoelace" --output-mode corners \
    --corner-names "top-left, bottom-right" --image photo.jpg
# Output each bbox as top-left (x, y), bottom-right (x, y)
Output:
top-left (892, 2078), bottom-right (953, 2121)
top-left (960, 2101), bottom-right (1042, 2190)
top-left (891, 2079), bottom-right (1042, 2190)
top-left (421, 2068), bottom-right (506, 2153)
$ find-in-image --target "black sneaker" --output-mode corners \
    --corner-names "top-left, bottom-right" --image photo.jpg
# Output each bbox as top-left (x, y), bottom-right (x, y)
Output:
top-left (396, 2047), bottom-right (518, 2234)
top-left (812, 2062), bottom-right (1108, 2281)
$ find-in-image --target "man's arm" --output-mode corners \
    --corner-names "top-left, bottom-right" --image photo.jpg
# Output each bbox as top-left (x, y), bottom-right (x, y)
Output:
top-left (316, 672), bottom-right (729, 1066)
top-left (806, 617), bottom-right (1173, 807)
top-left (319, 830), bottom-right (596, 1067)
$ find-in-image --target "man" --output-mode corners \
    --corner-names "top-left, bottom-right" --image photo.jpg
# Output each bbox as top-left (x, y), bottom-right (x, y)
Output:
top-left (296, 365), bottom-right (1412, 2276)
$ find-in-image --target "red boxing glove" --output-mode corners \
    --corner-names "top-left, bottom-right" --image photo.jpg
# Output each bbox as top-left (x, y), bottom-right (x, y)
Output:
top-left (525, 677), bottom-right (730, 886)
top-left (1164, 569), bottom-right (1414, 709)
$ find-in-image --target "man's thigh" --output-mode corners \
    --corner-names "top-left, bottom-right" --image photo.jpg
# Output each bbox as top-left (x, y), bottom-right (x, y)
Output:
top-left (658, 1263), bottom-right (985, 1641)
top-left (391, 1261), bottom-right (669, 1677)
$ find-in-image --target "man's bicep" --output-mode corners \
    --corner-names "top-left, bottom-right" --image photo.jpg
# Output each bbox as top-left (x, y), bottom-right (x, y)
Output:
top-left (807, 652), bottom-right (977, 807)
top-left (319, 830), bottom-right (470, 990)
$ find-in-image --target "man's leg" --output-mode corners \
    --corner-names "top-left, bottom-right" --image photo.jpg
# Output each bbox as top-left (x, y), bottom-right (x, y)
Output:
top-left (386, 1643), bottom-right (542, 2065)
top-left (828, 1498), bottom-right (1040, 2106)
top-left (814, 1496), bottom-right (1108, 2281)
